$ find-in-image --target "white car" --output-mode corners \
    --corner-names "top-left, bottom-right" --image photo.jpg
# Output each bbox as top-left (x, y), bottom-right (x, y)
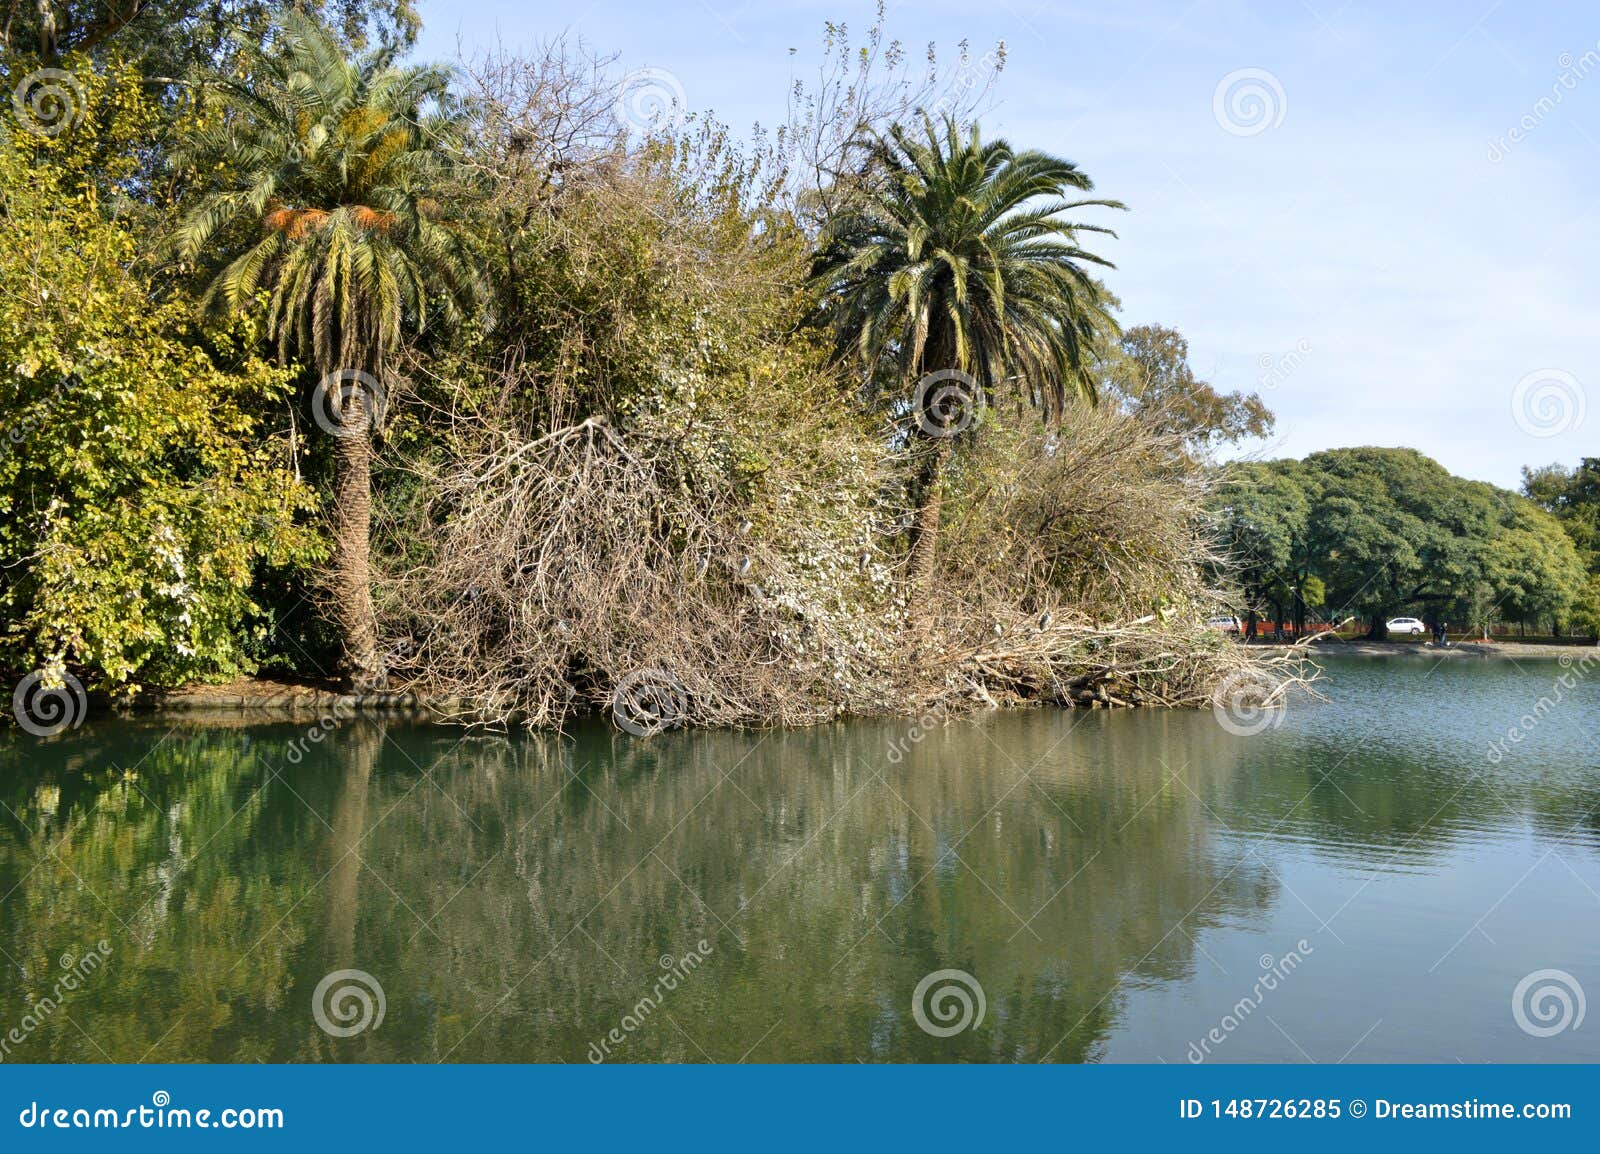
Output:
top-left (1205, 615), bottom-right (1243, 633)
top-left (1386, 616), bottom-right (1426, 636)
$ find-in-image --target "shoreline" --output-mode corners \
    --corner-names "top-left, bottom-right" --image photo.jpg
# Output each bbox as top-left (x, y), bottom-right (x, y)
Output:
top-left (1286, 639), bottom-right (1600, 662)
top-left (92, 638), bottom-right (1598, 726)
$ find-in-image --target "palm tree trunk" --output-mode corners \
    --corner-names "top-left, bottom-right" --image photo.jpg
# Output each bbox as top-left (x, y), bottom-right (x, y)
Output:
top-left (330, 403), bottom-right (386, 691)
top-left (906, 438), bottom-right (952, 590)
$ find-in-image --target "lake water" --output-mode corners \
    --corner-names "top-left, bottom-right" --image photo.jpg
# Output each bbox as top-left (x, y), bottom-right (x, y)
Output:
top-left (2, 654), bottom-right (1598, 1063)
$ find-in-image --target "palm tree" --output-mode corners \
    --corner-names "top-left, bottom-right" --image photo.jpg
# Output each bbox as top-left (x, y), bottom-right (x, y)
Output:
top-left (812, 114), bottom-right (1124, 590)
top-left (172, 11), bottom-right (476, 690)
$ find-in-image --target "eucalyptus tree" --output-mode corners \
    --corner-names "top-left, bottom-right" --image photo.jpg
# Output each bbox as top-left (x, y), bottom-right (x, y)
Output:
top-left (171, 11), bottom-right (477, 688)
top-left (1101, 324), bottom-right (1274, 459)
top-left (811, 114), bottom-right (1123, 590)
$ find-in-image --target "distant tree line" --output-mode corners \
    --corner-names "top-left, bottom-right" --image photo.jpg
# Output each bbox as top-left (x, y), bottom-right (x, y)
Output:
top-left (1210, 447), bottom-right (1596, 640)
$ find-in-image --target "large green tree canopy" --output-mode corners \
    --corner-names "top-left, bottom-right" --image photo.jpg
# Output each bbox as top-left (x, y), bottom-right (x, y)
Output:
top-left (1209, 447), bottom-right (1590, 636)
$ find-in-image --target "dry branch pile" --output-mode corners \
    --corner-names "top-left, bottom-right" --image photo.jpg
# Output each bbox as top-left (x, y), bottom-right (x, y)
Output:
top-left (380, 399), bottom-right (1311, 731)
top-left (383, 408), bottom-right (903, 729)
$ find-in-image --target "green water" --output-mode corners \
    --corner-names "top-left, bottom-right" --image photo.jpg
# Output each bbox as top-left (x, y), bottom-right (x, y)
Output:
top-left (2, 655), bottom-right (1598, 1063)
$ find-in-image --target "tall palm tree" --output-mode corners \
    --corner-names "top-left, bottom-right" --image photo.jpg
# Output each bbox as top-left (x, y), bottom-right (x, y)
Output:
top-left (172, 11), bottom-right (476, 690)
top-left (812, 114), bottom-right (1124, 591)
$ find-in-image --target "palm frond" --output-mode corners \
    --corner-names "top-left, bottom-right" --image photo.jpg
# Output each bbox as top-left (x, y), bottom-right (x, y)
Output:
top-left (172, 11), bottom-right (481, 379)
top-left (813, 112), bottom-right (1124, 423)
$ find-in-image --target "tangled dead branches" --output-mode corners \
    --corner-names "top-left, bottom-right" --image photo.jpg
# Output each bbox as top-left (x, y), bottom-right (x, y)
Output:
top-left (383, 412), bottom-right (902, 729)
top-left (381, 403), bottom-right (1313, 732)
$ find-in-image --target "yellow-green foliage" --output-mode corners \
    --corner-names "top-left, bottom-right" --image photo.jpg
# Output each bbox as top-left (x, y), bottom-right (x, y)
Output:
top-left (0, 62), bottom-right (321, 693)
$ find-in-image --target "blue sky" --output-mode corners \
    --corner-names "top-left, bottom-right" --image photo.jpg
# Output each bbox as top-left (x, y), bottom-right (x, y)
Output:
top-left (415, 1), bottom-right (1598, 489)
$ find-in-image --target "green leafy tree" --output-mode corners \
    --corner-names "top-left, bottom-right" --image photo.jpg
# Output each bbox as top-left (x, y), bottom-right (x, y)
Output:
top-left (1474, 501), bottom-right (1588, 637)
top-left (1523, 459), bottom-right (1600, 565)
top-left (1209, 458), bottom-right (1317, 635)
top-left (171, 11), bottom-right (477, 688)
top-left (1302, 448), bottom-right (1505, 637)
top-left (1522, 459), bottom-right (1600, 636)
top-left (811, 114), bottom-right (1123, 589)
top-left (0, 62), bottom-right (317, 691)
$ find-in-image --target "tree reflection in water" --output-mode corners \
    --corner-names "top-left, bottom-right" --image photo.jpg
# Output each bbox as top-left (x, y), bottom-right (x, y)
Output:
top-left (1, 667), bottom-right (1594, 1062)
